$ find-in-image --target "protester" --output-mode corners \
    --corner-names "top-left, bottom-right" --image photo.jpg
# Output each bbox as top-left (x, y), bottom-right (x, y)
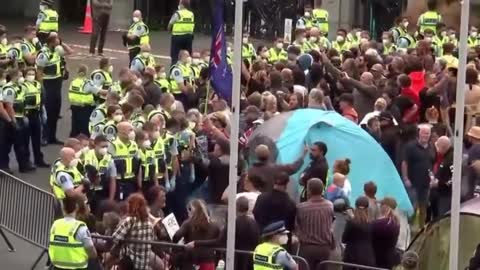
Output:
top-left (299, 141), bottom-right (329, 201)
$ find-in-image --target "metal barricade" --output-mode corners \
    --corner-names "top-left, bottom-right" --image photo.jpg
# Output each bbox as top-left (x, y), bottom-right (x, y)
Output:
top-left (0, 170), bottom-right (56, 269)
top-left (318, 260), bottom-right (389, 270)
top-left (92, 234), bottom-right (311, 270)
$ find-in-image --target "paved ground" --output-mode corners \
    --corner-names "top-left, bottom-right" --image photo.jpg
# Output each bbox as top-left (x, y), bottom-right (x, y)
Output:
top-left (0, 20), bottom-right (217, 269)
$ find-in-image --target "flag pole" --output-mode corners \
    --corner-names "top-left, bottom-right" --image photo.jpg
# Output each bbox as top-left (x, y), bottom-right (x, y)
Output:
top-left (226, 0), bottom-right (243, 269)
top-left (449, 0), bottom-right (469, 269)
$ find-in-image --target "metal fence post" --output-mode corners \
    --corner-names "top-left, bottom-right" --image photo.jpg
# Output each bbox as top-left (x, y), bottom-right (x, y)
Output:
top-left (0, 225), bottom-right (15, 252)
top-left (31, 249), bottom-right (48, 270)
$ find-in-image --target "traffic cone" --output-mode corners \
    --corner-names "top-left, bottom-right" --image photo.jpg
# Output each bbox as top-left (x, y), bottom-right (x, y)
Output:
top-left (79, 0), bottom-right (93, 34)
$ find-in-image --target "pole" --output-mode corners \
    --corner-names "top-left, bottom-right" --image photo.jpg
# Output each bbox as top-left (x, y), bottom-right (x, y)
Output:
top-left (226, 0), bottom-right (243, 269)
top-left (449, 0), bottom-right (469, 269)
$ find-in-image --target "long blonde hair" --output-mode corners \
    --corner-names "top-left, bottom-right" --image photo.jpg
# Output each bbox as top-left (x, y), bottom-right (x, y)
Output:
top-left (187, 199), bottom-right (210, 232)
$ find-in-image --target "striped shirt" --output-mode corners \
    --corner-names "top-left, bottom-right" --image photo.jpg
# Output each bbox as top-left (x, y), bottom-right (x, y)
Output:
top-left (295, 197), bottom-right (334, 246)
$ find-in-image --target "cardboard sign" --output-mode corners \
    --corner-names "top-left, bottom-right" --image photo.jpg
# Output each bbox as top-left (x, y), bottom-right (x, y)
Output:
top-left (162, 213), bottom-right (180, 240)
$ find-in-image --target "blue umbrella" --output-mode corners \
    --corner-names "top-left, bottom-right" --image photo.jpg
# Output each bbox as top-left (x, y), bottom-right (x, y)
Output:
top-left (248, 109), bottom-right (413, 215)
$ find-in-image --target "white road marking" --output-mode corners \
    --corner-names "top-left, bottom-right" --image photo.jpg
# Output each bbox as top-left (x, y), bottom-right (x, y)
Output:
top-left (69, 44), bottom-right (172, 60)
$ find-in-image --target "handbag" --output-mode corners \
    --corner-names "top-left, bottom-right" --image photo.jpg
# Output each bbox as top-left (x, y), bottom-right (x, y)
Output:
top-left (111, 217), bottom-right (136, 270)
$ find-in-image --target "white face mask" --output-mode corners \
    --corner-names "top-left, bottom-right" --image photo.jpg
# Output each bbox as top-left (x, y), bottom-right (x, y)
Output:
top-left (355, 31), bottom-right (361, 39)
top-left (39, 5), bottom-right (46, 11)
top-left (32, 37), bottom-right (39, 44)
top-left (113, 114), bottom-right (123, 122)
top-left (242, 37), bottom-right (249, 44)
top-left (449, 34), bottom-right (456, 39)
top-left (186, 56), bottom-right (192, 65)
top-left (276, 42), bottom-right (284, 49)
top-left (128, 131), bottom-right (136, 140)
top-left (204, 56), bottom-right (210, 62)
top-left (0, 79), bottom-right (6, 86)
top-left (69, 158), bottom-right (79, 168)
top-left (133, 17), bottom-right (140, 23)
top-left (152, 131), bottom-right (160, 140)
top-left (159, 72), bottom-right (167, 79)
top-left (108, 65), bottom-right (113, 73)
top-left (192, 58), bottom-right (200, 65)
top-left (300, 37), bottom-right (306, 43)
top-left (17, 77), bottom-right (25, 84)
top-left (97, 147), bottom-right (108, 156)
top-left (336, 35), bottom-right (344, 42)
top-left (425, 37), bottom-right (432, 42)
top-left (141, 52), bottom-right (149, 58)
top-left (441, 31), bottom-right (447, 37)
top-left (382, 39), bottom-right (390, 45)
top-left (309, 36), bottom-right (317, 43)
top-left (55, 45), bottom-right (65, 56)
top-left (227, 47), bottom-right (232, 54)
top-left (135, 78), bottom-right (142, 86)
top-left (403, 21), bottom-right (409, 28)
top-left (74, 151), bottom-right (82, 159)
top-left (278, 234), bottom-right (288, 245)
top-left (1, 38), bottom-right (7, 46)
top-left (304, 12), bottom-right (311, 18)
top-left (471, 32), bottom-right (478, 38)
top-left (142, 140), bottom-right (151, 148)
top-left (82, 146), bottom-right (89, 154)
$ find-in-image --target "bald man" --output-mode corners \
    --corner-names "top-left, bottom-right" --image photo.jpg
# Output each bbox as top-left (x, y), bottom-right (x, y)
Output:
top-left (130, 44), bottom-right (156, 73)
top-left (430, 136), bottom-right (453, 219)
top-left (125, 10), bottom-right (150, 62)
top-left (341, 71), bottom-right (380, 119)
top-left (108, 121), bottom-right (140, 200)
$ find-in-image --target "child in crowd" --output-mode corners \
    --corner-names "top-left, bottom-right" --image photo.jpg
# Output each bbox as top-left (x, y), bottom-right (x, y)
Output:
top-left (364, 181), bottom-right (380, 221)
top-left (326, 173), bottom-right (347, 202)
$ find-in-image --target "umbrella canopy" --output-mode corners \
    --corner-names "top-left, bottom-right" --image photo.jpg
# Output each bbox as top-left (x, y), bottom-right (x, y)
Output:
top-left (248, 109), bottom-right (413, 215)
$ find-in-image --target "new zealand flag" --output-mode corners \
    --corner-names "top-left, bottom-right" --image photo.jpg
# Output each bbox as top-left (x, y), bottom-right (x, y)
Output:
top-left (209, 0), bottom-right (233, 101)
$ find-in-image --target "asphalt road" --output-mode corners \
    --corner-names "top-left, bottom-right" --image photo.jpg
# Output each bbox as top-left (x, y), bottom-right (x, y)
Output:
top-left (0, 20), bottom-right (215, 269)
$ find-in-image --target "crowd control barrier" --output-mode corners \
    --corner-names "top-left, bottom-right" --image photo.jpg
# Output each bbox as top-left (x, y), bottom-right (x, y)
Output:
top-left (318, 260), bottom-right (389, 270)
top-left (92, 234), bottom-right (311, 270)
top-left (0, 170), bottom-right (56, 269)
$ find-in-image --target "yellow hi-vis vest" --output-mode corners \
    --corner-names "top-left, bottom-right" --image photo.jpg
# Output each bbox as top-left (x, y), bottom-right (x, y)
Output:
top-left (152, 136), bottom-right (167, 177)
top-left (24, 80), bottom-right (42, 111)
top-left (312, 9), bottom-right (329, 34)
top-left (154, 78), bottom-right (171, 93)
top-left (83, 149), bottom-right (112, 191)
top-left (332, 41), bottom-right (351, 53)
top-left (127, 21), bottom-right (150, 49)
top-left (169, 63), bottom-right (194, 94)
top-left (383, 44), bottom-right (397, 55)
top-left (111, 138), bottom-right (139, 180)
top-left (90, 69), bottom-right (112, 90)
top-left (253, 242), bottom-right (286, 270)
top-left (163, 132), bottom-right (176, 170)
top-left (140, 147), bottom-right (157, 181)
top-left (3, 82), bottom-right (26, 118)
top-left (68, 77), bottom-right (94, 106)
top-left (267, 48), bottom-right (288, 64)
top-left (50, 163), bottom-right (83, 200)
top-left (419, 11), bottom-right (441, 34)
top-left (39, 9), bottom-right (59, 33)
top-left (242, 43), bottom-right (256, 63)
top-left (49, 218), bottom-right (88, 269)
top-left (468, 36), bottom-right (479, 48)
top-left (0, 44), bottom-right (8, 61)
top-left (40, 47), bottom-right (62, 79)
top-left (134, 53), bottom-right (156, 72)
top-left (172, 9), bottom-right (195, 35)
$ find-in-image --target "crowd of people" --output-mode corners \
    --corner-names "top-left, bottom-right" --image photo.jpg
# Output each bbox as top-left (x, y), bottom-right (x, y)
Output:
top-left (5, 0), bottom-right (480, 269)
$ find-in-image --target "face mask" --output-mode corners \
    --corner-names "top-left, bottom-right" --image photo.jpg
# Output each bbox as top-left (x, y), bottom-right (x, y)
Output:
top-left (69, 158), bottom-right (79, 168)
top-left (471, 32), bottom-right (478, 38)
top-left (17, 77), bottom-right (25, 84)
top-left (74, 151), bottom-right (82, 159)
top-left (227, 47), bottom-right (232, 54)
top-left (128, 131), bottom-right (136, 141)
top-left (204, 56), bottom-right (210, 62)
top-left (450, 34), bottom-right (456, 39)
top-left (186, 56), bottom-right (192, 65)
top-left (25, 75), bottom-right (35, 82)
top-left (382, 39), bottom-right (390, 45)
top-left (0, 79), bottom-right (6, 86)
top-left (141, 52), bottom-right (149, 58)
top-left (55, 45), bottom-right (65, 56)
top-left (82, 146), bottom-right (89, 154)
top-left (1, 38), bottom-right (7, 46)
top-left (133, 17), bottom-right (140, 23)
top-left (39, 5), bottom-right (46, 11)
top-left (192, 58), bottom-right (200, 65)
top-left (336, 36), bottom-right (344, 43)
top-left (425, 37), bottom-right (432, 42)
top-left (355, 31), bottom-right (361, 39)
top-left (108, 65), bottom-right (113, 73)
top-left (97, 147), bottom-right (108, 156)
top-left (32, 37), bottom-right (39, 44)
top-left (278, 234), bottom-right (288, 245)
top-left (142, 140), bottom-right (151, 148)
top-left (135, 78), bottom-right (142, 86)
top-left (441, 31), bottom-right (447, 37)
top-left (242, 37), bottom-right (248, 44)
top-left (403, 22), bottom-right (409, 28)
top-left (113, 114), bottom-right (123, 122)
top-left (276, 42), bottom-right (284, 49)
top-left (159, 72), bottom-right (167, 79)
top-left (309, 36), bottom-right (317, 43)
top-left (152, 131), bottom-right (160, 140)
top-left (178, 5), bottom-right (182, 10)
top-left (299, 37), bottom-right (306, 43)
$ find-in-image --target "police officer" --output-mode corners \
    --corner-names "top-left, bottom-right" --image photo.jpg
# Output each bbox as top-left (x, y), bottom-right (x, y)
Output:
top-left (168, 0), bottom-right (195, 64)
top-left (190, 51), bottom-right (204, 80)
top-left (102, 104), bottom-right (124, 141)
top-left (297, 4), bottom-right (313, 30)
top-left (48, 196), bottom-right (97, 270)
top-left (83, 135), bottom-right (117, 209)
top-left (108, 121), bottom-right (140, 200)
top-left (312, 0), bottom-right (329, 37)
top-left (169, 50), bottom-right (195, 106)
top-left (0, 26), bottom-right (13, 70)
top-left (130, 44), bottom-right (156, 74)
top-left (381, 32), bottom-right (397, 55)
top-left (21, 25), bottom-right (41, 67)
top-left (242, 33), bottom-right (256, 66)
top-left (253, 221), bottom-right (298, 270)
top-left (417, 0), bottom-right (441, 35)
top-left (267, 38), bottom-right (288, 64)
top-left (0, 69), bottom-right (35, 173)
top-left (154, 65), bottom-right (171, 93)
top-left (22, 67), bottom-right (49, 168)
top-left (36, 35), bottom-right (65, 144)
top-left (89, 91), bottom-right (121, 138)
top-left (332, 29), bottom-right (351, 53)
top-left (135, 129), bottom-right (159, 195)
top-left (7, 40), bottom-right (24, 70)
top-left (69, 65), bottom-right (106, 137)
top-left (125, 10), bottom-right (150, 63)
top-left (90, 58), bottom-right (113, 104)
top-left (468, 26), bottom-right (479, 48)
top-left (391, 17), bottom-right (409, 44)
top-left (309, 27), bottom-right (330, 51)
top-left (36, 0), bottom-right (59, 45)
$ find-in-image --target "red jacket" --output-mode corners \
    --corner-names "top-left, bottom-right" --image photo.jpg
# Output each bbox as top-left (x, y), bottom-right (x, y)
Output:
top-left (408, 71), bottom-right (425, 98)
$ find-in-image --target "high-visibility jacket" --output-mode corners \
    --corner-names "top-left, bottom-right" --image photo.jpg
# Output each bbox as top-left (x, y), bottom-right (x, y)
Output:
top-left (267, 48), bottom-right (287, 64)
top-left (391, 26), bottom-right (407, 42)
top-left (147, 109), bottom-right (171, 123)
top-left (163, 132), bottom-right (176, 170)
top-left (131, 112), bottom-right (146, 129)
top-left (419, 11), bottom-right (441, 34)
top-left (90, 69), bottom-right (112, 90)
top-left (242, 43), bottom-right (256, 64)
top-left (332, 41), bottom-right (351, 52)
top-left (133, 53), bottom-right (156, 72)
top-left (102, 120), bottom-right (118, 141)
top-left (297, 16), bottom-right (313, 29)
top-left (68, 77), bottom-right (94, 106)
top-left (48, 218), bottom-right (89, 269)
top-left (127, 21), bottom-right (150, 49)
top-left (172, 9), bottom-right (195, 36)
top-left (83, 149), bottom-right (112, 191)
top-left (3, 82), bottom-right (25, 118)
top-left (50, 163), bottom-right (83, 200)
top-left (432, 36), bottom-right (443, 56)
top-left (399, 33), bottom-right (417, 49)
top-left (38, 9), bottom-right (59, 33)
top-left (39, 47), bottom-right (62, 79)
top-left (88, 104), bottom-right (107, 134)
top-left (169, 63), bottom-right (194, 94)
top-left (154, 78), bottom-right (171, 93)
top-left (23, 80), bottom-right (42, 111)
top-left (312, 9), bottom-right (329, 34)
top-left (292, 41), bottom-right (312, 54)
top-left (0, 44), bottom-right (8, 61)
top-left (140, 147), bottom-right (157, 181)
top-left (111, 138), bottom-right (139, 180)
top-left (468, 36), bottom-right (479, 48)
top-left (8, 45), bottom-right (24, 66)
top-left (383, 44), bottom-right (397, 55)
top-left (253, 242), bottom-right (286, 270)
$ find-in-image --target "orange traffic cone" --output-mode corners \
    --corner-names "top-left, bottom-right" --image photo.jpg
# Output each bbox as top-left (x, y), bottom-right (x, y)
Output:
top-left (79, 0), bottom-right (93, 34)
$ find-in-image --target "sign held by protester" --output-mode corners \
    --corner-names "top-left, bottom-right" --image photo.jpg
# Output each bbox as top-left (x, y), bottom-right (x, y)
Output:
top-left (284, 19), bottom-right (292, 44)
top-left (162, 213), bottom-right (180, 240)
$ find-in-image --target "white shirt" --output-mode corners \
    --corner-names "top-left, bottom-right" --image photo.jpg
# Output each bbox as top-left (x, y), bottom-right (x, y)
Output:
top-left (236, 191), bottom-right (260, 216)
top-left (342, 178), bottom-right (352, 198)
top-left (359, 110), bottom-right (399, 126)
